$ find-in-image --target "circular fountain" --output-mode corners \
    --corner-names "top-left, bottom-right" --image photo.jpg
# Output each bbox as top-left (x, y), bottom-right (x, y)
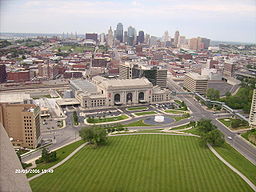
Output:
top-left (154, 115), bottom-right (165, 123)
top-left (144, 115), bottom-right (175, 125)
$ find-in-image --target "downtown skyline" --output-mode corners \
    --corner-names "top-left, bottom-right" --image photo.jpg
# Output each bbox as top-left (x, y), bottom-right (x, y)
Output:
top-left (0, 0), bottom-right (256, 43)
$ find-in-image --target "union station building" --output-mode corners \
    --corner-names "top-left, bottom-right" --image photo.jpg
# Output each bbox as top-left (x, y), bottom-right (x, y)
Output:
top-left (70, 76), bottom-right (171, 109)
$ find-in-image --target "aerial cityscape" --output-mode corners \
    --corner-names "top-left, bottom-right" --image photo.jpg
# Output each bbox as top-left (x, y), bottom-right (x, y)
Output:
top-left (0, 0), bottom-right (256, 192)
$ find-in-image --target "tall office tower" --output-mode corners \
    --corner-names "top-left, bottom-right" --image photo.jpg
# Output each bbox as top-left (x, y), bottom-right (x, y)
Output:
top-left (249, 89), bottom-right (256, 128)
top-left (163, 31), bottom-right (169, 42)
top-left (123, 31), bottom-right (128, 43)
top-left (174, 30), bottom-right (180, 47)
top-left (116, 23), bottom-right (123, 42)
top-left (137, 31), bottom-right (144, 44)
top-left (119, 63), bottom-right (132, 79)
top-left (119, 63), bottom-right (167, 88)
top-left (107, 26), bottom-right (114, 48)
top-left (189, 38), bottom-right (199, 50)
top-left (183, 73), bottom-right (208, 95)
top-left (99, 33), bottom-right (105, 45)
top-left (200, 38), bottom-right (210, 49)
top-left (0, 103), bottom-right (41, 148)
top-left (0, 64), bottom-right (7, 83)
top-left (223, 62), bottom-right (235, 77)
top-left (177, 36), bottom-right (186, 48)
top-left (127, 26), bottom-right (136, 46)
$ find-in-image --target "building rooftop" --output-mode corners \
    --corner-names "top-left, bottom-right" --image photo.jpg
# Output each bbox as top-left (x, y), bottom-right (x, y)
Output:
top-left (70, 79), bottom-right (98, 93)
top-left (98, 77), bottom-right (153, 88)
top-left (185, 72), bottom-right (208, 80)
top-left (0, 93), bottom-right (31, 103)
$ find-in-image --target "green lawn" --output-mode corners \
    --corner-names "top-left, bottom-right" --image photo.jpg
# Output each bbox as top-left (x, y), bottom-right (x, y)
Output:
top-left (125, 120), bottom-right (150, 127)
top-left (241, 129), bottom-right (256, 146)
top-left (170, 124), bottom-right (191, 130)
top-left (127, 106), bottom-right (148, 111)
top-left (87, 115), bottom-right (129, 123)
top-left (218, 118), bottom-right (249, 130)
top-left (219, 118), bottom-right (232, 127)
top-left (134, 111), bottom-right (157, 116)
top-left (173, 114), bottom-right (190, 122)
top-left (27, 140), bottom-right (84, 178)
top-left (30, 135), bottom-right (253, 192)
top-left (214, 143), bottom-right (256, 186)
top-left (164, 109), bottom-right (185, 114)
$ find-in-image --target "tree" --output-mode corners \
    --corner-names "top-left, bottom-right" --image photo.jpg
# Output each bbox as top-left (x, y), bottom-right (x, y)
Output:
top-left (206, 88), bottom-right (220, 100)
top-left (40, 147), bottom-right (58, 163)
top-left (79, 126), bottom-right (108, 146)
top-left (200, 129), bottom-right (224, 147)
top-left (197, 119), bottom-right (216, 133)
top-left (73, 111), bottom-right (78, 125)
top-left (225, 91), bottom-right (231, 97)
top-left (79, 127), bottom-right (95, 144)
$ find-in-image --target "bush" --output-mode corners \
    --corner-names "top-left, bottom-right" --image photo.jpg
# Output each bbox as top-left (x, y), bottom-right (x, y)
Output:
top-left (22, 162), bottom-right (32, 169)
top-left (35, 158), bottom-right (44, 164)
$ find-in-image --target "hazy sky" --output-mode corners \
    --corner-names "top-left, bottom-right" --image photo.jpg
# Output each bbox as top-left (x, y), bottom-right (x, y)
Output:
top-left (1, 0), bottom-right (256, 43)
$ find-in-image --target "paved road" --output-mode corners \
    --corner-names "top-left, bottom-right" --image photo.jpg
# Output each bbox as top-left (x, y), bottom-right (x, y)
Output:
top-left (167, 77), bottom-right (256, 165)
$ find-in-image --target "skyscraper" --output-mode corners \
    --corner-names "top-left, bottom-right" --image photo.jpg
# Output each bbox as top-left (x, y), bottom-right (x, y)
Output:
top-left (116, 23), bottom-right (123, 42)
top-left (137, 31), bottom-right (144, 44)
top-left (107, 26), bottom-right (114, 48)
top-left (163, 31), bottom-right (169, 42)
top-left (127, 26), bottom-right (136, 46)
top-left (174, 30), bottom-right (180, 47)
top-left (123, 31), bottom-right (128, 43)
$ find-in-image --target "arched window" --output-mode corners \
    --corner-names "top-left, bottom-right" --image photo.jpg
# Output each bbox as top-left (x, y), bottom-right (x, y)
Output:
top-left (114, 94), bottom-right (120, 102)
top-left (126, 93), bottom-right (133, 102)
top-left (138, 92), bottom-right (144, 100)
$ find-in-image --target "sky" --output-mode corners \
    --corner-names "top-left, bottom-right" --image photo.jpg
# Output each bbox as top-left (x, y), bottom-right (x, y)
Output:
top-left (1, 0), bottom-right (256, 43)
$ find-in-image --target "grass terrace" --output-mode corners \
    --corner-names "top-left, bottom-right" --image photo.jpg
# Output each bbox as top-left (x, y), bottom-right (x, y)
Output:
top-left (87, 115), bottom-right (129, 124)
top-left (126, 106), bottom-right (148, 111)
top-left (164, 109), bottom-right (186, 114)
top-left (30, 135), bottom-right (253, 192)
top-left (134, 111), bottom-right (157, 116)
top-left (125, 120), bottom-right (150, 127)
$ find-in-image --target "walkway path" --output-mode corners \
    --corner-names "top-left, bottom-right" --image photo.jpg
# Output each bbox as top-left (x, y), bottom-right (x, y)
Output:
top-left (208, 144), bottom-right (256, 191)
top-left (28, 142), bottom-right (88, 181)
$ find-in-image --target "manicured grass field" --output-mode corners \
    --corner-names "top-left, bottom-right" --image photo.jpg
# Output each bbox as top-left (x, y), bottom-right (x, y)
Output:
top-left (27, 140), bottom-right (84, 178)
top-left (125, 120), bottom-right (150, 127)
top-left (173, 114), bottom-right (190, 121)
top-left (214, 143), bottom-right (256, 186)
top-left (30, 135), bottom-right (253, 192)
top-left (164, 109), bottom-right (185, 114)
top-left (87, 114), bottom-right (129, 123)
top-left (134, 111), bottom-right (157, 116)
top-left (127, 106), bottom-right (148, 111)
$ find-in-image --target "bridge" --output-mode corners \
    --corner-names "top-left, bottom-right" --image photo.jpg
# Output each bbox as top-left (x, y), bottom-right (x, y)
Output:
top-left (171, 91), bottom-right (249, 122)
